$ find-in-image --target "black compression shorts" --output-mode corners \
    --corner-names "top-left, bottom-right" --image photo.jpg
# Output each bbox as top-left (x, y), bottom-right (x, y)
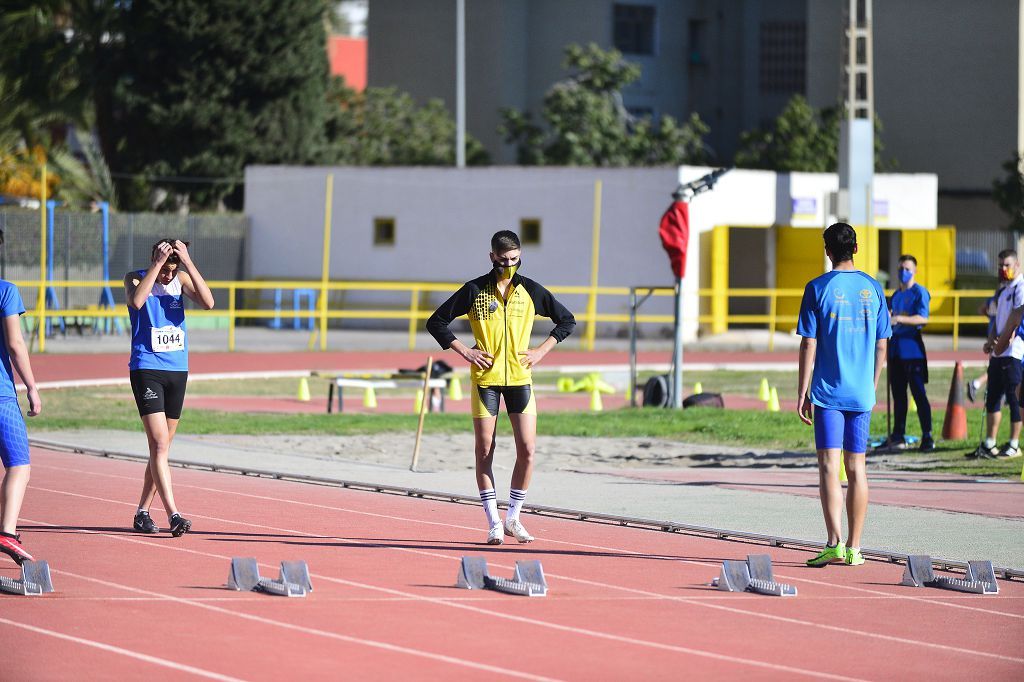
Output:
top-left (130, 369), bottom-right (188, 419)
top-left (472, 385), bottom-right (535, 418)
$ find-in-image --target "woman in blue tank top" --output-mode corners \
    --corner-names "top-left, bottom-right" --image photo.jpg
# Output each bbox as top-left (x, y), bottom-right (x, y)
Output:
top-left (125, 239), bottom-right (214, 537)
top-left (0, 227), bottom-right (43, 566)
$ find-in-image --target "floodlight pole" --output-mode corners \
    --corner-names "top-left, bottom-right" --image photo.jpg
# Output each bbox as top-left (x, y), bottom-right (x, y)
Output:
top-left (455, 0), bottom-right (466, 168)
top-left (667, 167), bottom-right (731, 409)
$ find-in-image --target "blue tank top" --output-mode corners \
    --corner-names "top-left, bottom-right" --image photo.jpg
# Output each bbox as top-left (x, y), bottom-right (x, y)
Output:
top-left (128, 270), bottom-right (189, 371)
top-left (0, 281), bottom-right (26, 400)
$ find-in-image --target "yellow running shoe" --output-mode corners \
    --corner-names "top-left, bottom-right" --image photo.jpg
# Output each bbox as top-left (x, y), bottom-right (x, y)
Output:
top-left (845, 547), bottom-right (865, 566)
top-left (806, 542), bottom-right (846, 567)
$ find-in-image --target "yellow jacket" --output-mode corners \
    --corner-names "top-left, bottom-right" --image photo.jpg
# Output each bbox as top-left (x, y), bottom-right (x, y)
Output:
top-left (427, 271), bottom-right (576, 386)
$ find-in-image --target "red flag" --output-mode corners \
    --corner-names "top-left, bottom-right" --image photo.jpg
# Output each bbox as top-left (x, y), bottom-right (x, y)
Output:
top-left (659, 200), bottom-right (690, 279)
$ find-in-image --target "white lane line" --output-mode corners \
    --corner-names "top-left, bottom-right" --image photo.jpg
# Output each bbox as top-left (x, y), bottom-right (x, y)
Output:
top-left (28, 483), bottom-right (1022, 672)
top-left (31, 460), bottom-right (1024, 623)
top-left (0, 617), bottom-right (247, 681)
top-left (19, 516), bottom-right (560, 682)
top-left (22, 506), bottom-right (855, 681)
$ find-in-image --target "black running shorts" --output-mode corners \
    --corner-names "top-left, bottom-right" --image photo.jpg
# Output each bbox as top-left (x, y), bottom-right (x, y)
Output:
top-left (472, 384), bottom-right (536, 418)
top-left (130, 369), bottom-right (189, 419)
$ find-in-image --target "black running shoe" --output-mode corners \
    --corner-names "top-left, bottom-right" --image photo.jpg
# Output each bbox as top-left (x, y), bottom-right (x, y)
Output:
top-left (918, 436), bottom-right (936, 452)
top-left (966, 443), bottom-right (999, 459)
top-left (169, 514), bottom-right (192, 537)
top-left (133, 510), bottom-right (159, 534)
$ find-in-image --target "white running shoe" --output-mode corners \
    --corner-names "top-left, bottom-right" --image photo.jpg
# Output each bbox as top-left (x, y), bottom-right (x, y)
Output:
top-left (503, 518), bottom-right (535, 543)
top-left (486, 524), bottom-right (504, 545)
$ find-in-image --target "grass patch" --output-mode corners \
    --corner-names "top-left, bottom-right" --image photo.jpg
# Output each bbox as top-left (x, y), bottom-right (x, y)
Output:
top-left (27, 371), bottom-right (1023, 478)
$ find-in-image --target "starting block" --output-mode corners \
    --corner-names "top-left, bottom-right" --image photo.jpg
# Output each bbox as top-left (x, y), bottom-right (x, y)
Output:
top-left (901, 555), bottom-right (999, 594)
top-left (0, 560), bottom-right (54, 596)
top-left (456, 557), bottom-right (548, 597)
top-left (712, 554), bottom-right (797, 597)
top-left (227, 557), bottom-right (311, 597)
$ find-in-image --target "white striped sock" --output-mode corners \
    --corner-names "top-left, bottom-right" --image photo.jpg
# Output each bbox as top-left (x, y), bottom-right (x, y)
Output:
top-left (479, 489), bottom-right (500, 528)
top-left (507, 488), bottom-right (527, 522)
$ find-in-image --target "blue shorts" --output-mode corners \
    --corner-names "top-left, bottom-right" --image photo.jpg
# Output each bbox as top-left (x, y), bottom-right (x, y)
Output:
top-left (0, 398), bottom-right (30, 468)
top-left (813, 405), bottom-right (871, 453)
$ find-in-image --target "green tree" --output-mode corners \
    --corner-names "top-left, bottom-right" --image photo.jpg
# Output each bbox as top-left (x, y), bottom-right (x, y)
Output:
top-left (734, 95), bottom-right (890, 172)
top-left (500, 43), bottom-right (709, 166)
top-left (111, 0), bottom-right (331, 210)
top-left (323, 78), bottom-right (488, 166)
top-left (993, 153), bottom-right (1024, 232)
top-left (0, 2), bottom-right (118, 205)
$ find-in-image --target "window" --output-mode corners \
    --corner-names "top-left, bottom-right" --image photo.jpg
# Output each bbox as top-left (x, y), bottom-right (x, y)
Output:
top-left (373, 217), bottom-right (395, 246)
top-left (758, 21), bottom-right (806, 94)
top-left (688, 19), bottom-right (708, 66)
top-left (520, 218), bottom-right (541, 245)
top-left (613, 4), bottom-right (656, 55)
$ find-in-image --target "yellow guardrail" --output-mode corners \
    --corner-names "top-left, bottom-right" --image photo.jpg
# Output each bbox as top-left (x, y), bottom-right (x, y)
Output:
top-left (15, 280), bottom-right (996, 353)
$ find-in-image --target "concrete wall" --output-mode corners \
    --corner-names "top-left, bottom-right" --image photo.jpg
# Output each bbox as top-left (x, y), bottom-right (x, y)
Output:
top-left (367, 0), bottom-right (808, 164)
top-left (245, 165), bottom-right (938, 339)
top-left (807, 0), bottom-right (1021, 194)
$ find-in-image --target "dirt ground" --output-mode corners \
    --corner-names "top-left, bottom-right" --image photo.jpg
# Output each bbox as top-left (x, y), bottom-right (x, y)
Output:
top-left (184, 432), bottom-right (930, 473)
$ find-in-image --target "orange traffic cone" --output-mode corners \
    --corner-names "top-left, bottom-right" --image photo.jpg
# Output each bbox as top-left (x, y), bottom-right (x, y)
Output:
top-left (941, 361), bottom-right (968, 441)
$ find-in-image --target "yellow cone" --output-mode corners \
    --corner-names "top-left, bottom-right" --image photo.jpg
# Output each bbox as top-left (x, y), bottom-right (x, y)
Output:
top-left (589, 388), bottom-right (604, 412)
top-left (909, 395), bottom-right (917, 413)
top-left (767, 386), bottom-right (780, 412)
top-left (694, 382), bottom-right (703, 394)
top-left (297, 377), bottom-right (310, 402)
top-left (557, 377), bottom-right (575, 393)
top-left (758, 378), bottom-right (771, 401)
top-left (363, 385), bottom-right (377, 409)
top-left (448, 375), bottom-right (463, 401)
top-left (414, 389), bottom-right (424, 413)
top-left (840, 460), bottom-right (848, 483)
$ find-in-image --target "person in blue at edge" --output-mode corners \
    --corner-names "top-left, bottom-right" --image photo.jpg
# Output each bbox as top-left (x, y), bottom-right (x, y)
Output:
top-left (125, 239), bottom-right (214, 536)
top-left (0, 227), bottom-right (42, 565)
top-left (876, 255), bottom-right (933, 451)
top-left (797, 223), bottom-right (891, 568)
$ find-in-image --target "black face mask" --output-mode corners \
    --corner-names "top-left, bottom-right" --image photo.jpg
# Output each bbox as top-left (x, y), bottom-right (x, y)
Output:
top-left (491, 257), bottom-right (521, 280)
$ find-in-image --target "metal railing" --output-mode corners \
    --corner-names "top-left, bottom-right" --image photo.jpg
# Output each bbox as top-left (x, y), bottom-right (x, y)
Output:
top-left (13, 280), bottom-right (994, 353)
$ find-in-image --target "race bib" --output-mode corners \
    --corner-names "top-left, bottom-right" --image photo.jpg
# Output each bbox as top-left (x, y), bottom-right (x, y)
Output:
top-left (151, 325), bottom-right (184, 352)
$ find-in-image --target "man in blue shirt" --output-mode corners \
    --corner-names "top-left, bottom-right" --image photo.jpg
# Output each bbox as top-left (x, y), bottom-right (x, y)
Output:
top-left (797, 223), bottom-right (891, 568)
top-left (877, 255), bottom-right (933, 451)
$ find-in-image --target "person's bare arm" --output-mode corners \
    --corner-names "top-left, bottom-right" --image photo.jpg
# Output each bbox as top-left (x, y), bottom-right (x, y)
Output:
top-left (892, 313), bottom-right (928, 326)
top-left (174, 241), bottom-right (215, 310)
top-left (4, 315), bottom-right (39, 416)
top-left (874, 338), bottom-right (887, 390)
top-left (994, 305), bottom-right (1024, 355)
top-left (449, 338), bottom-right (493, 369)
top-left (518, 336), bottom-right (558, 368)
top-left (126, 242), bottom-right (172, 310)
top-left (797, 337), bottom-right (816, 425)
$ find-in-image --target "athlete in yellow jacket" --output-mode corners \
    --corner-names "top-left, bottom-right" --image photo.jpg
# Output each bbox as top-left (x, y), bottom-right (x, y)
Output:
top-left (427, 230), bottom-right (575, 544)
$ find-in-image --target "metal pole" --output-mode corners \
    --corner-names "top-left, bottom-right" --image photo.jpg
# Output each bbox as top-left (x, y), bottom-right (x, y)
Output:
top-left (317, 174), bottom-right (334, 351)
top-left (629, 288), bottom-right (638, 407)
top-left (671, 277), bottom-right (684, 408)
top-left (455, 0), bottom-right (466, 168)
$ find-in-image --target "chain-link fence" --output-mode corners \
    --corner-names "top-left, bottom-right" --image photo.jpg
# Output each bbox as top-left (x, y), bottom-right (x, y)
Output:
top-left (0, 209), bottom-right (247, 310)
top-left (956, 229), bottom-right (1020, 276)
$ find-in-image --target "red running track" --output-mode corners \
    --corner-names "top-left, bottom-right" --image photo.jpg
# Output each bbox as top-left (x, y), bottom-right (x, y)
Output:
top-left (3, 446), bottom-right (1023, 680)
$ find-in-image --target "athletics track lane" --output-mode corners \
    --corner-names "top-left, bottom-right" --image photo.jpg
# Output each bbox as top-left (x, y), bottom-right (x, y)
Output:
top-left (2, 447), bottom-right (1022, 681)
